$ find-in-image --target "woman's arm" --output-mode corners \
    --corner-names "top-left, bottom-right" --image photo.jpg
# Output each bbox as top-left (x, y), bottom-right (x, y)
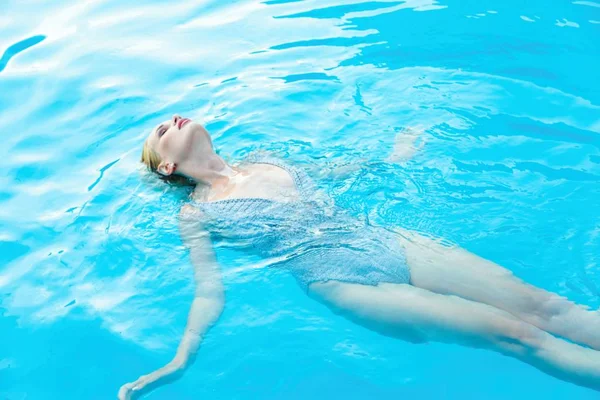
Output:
top-left (310, 127), bottom-right (426, 180)
top-left (118, 205), bottom-right (224, 400)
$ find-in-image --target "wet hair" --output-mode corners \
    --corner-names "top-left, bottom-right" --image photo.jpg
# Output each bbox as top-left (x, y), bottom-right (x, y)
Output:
top-left (141, 140), bottom-right (161, 171)
top-left (141, 140), bottom-right (194, 186)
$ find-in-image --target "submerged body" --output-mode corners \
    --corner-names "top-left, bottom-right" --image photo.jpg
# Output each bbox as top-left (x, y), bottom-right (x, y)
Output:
top-left (118, 116), bottom-right (600, 399)
top-left (192, 156), bottom-right (410, 289)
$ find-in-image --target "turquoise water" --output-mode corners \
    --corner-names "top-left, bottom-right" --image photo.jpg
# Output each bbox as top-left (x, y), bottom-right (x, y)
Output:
top-left (1, 0), bottom-right (600, 399)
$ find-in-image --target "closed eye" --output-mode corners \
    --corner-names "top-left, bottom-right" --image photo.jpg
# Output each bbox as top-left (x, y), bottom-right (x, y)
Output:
top-left (157, 126), bottom-right (167, 138)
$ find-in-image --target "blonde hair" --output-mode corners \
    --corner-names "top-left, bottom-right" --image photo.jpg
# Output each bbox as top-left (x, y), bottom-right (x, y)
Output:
top-left (141, 140), bottom-right (161, 172)
top-left (140, 140), bottom-right (193, 186)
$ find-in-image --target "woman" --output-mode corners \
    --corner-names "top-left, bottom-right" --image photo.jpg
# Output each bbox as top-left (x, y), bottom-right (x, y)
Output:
top-left (118, 115), bottom-right (600, 399)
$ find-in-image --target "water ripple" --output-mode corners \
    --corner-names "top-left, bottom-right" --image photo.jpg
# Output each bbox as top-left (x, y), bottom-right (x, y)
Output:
top-left (0, 35), bottom-right (46, 73)
top-left (1, 0), bottom-right (599, 398)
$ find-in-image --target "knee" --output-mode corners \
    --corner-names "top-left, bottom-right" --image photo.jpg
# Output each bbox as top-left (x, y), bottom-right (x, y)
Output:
top-left (540, 295), bottom-right (574, 320)
top-left (495, 320), bottom-right (545, 354)
top-left (524, 291), bottom-right (571, 323)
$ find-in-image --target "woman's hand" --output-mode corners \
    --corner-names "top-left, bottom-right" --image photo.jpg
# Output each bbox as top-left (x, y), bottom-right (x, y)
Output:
top-left (117, 360), bottom-right (185, 399)
top-left (118, 376), bottom-right (146, 400)
top-left (388, 126), bottom-right (425, 163)
top-left (117, 381), bottom-right (138, 400)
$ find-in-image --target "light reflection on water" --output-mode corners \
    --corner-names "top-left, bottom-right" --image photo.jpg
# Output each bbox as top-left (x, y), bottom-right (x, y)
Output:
top-left (1, 0), bottom-right (599, 398)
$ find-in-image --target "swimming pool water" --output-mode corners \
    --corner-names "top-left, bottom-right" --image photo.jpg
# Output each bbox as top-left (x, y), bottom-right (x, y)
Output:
top-left (1, 0), bottom-right (599, 399)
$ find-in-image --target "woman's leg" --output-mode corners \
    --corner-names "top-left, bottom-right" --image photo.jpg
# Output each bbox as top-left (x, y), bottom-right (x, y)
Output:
top-left (308, 281), bottom-right (600, 391)
top-left (395, 228), bottom-right (600, 350)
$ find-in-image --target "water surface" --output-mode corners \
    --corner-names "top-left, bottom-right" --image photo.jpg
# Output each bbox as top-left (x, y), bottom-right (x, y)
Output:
top-left (1, 0), bottom-right (599, 399)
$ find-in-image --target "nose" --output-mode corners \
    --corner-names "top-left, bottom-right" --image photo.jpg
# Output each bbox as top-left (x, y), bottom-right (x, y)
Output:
top-left (172, 114), bottom-right (181, 126)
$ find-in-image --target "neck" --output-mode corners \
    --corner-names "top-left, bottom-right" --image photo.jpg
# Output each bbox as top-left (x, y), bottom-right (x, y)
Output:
top-left (180, 153), bottom-right (236, 186)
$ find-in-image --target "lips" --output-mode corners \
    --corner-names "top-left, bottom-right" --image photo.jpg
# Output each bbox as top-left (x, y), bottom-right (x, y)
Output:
top-left (177, 118), bottom-right (191, 129)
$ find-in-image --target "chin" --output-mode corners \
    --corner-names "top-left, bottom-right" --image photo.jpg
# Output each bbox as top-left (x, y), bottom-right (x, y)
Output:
top-left (186, 121), bottom-right (204, 133)
top-left (186, 122), bottom-right (212, 147)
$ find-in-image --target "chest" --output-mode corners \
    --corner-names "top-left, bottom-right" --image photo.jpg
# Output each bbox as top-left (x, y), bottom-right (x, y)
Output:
top-left (194, 164), bottom-right (300, 203)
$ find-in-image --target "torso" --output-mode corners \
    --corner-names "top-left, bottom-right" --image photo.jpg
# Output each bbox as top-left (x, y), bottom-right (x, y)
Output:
top-left (192, 163), bottom-right (300, 203)
top-left (190, 157), bottom-right (411, 289)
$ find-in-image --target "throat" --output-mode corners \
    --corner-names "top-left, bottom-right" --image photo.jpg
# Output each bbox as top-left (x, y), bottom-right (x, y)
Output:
top-left (192, 163), bottom-right (299, 203)
top-left (210, 176), bottom-right (241, 201)
top-left (198, 169), bottom-right (250, 202)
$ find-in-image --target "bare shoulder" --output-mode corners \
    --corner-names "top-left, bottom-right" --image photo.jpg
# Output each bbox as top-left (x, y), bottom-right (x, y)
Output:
top-left (180, 203), bottom-right (202, 218)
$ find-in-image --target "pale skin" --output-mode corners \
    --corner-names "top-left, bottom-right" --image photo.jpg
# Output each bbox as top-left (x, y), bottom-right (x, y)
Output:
top-left (119, 116), bottom-right (600, 399)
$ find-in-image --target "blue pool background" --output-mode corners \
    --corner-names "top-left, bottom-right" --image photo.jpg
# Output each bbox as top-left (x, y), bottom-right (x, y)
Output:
top-left (1, 0), bottom-right (599, 398)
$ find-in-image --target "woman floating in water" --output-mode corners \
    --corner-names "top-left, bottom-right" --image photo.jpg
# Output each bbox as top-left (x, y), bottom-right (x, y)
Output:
top-left (119, 115), bottom-right (600, 399)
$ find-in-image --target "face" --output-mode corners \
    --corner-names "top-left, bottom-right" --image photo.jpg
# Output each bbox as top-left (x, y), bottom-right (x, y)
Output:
top-left (146, 115), bottom-right (213, 176)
